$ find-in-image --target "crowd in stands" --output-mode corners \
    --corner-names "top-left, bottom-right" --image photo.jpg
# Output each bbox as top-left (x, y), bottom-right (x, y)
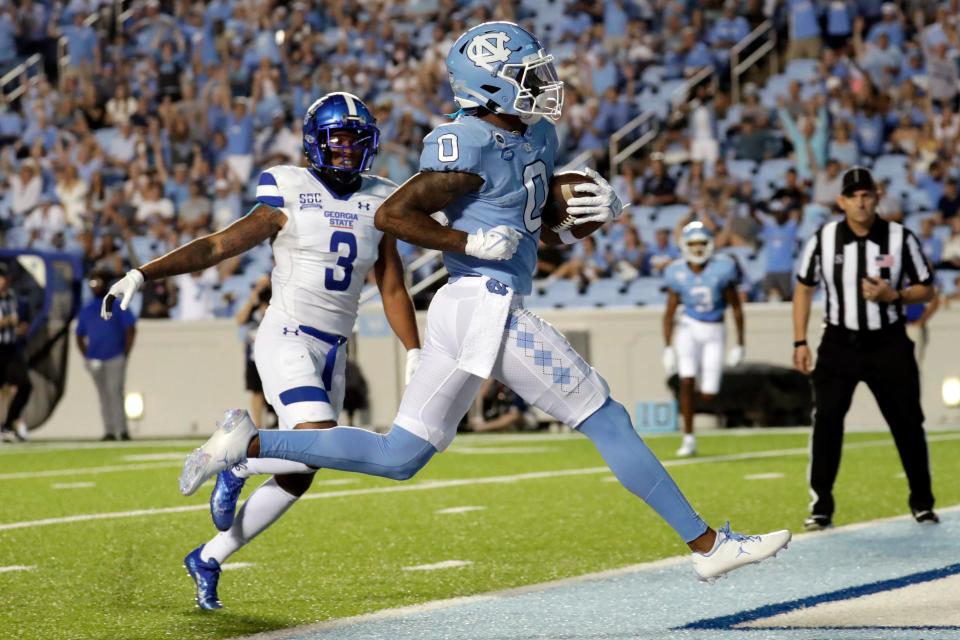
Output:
top-left (0, 0), bottom-right (957, 317)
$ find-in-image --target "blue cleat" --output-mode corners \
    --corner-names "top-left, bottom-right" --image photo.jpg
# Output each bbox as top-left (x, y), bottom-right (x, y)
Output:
top-left (210, 467), bottom-right (246, 531)
top-left (184, 545), bottom-right (223, 610)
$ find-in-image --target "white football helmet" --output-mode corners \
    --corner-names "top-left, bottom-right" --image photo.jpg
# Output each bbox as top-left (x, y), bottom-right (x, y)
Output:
top-left (680, 221), bottom-right (714, 265)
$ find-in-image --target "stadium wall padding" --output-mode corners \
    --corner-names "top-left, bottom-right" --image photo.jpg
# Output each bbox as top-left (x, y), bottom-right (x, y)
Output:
top-left (37, 304), bottom-right (960, 439)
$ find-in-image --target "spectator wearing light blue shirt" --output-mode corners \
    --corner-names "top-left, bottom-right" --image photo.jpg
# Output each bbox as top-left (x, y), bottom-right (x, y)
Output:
top-left (853, 106), bottom-right (885, 158)
top-left (824, 0), bottom-right (854, 50)
top-left (787, 0), bottom-right (822, 60)
top-left (224, 98), bottom-right (254, 184)
top-left (777, 95), bottom-right (829, 181)
top-left (0, 7), bottom-right (17, 73)
top-left (914, 161), bottom-right (946, 211)
top-left (759, 203), bottom-right (800, 300)
top-left (709, 2), bottom-right (750, 66)
top-left (57, 12), bottom-right (100, 71)
top-left (867, 3), bottom-right (905, 47)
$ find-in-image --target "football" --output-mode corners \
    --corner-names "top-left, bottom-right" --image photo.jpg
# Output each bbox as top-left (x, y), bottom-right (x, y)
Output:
top-left (541, 170), bottom-right (606, 239)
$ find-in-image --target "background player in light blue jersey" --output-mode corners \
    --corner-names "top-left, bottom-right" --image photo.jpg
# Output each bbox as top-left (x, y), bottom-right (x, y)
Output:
top-left (178, 21), bottom-right (790, 584)
top-left (663, 222), bottom-right (745, 457)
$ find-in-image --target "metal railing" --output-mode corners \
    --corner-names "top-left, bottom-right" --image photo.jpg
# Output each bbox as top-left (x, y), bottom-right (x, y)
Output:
top-left (730, 20), bottom-right (778, 104)
top-left (0, 54), bottom-right (44, 102)
top-left (560, 148), bottom-right (597, 172)
top-left (608, 65), bottom-right (714, 175)
top-left (609, 110), bottom-right (659, 176)
top-left (358, 249), bottom-right (446, 306)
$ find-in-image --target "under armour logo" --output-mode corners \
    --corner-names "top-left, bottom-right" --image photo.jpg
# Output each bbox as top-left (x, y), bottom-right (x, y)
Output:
top-left (282, 327), bottom-right (299, 336)
top-left (358, 202), bottom-right (371, 210)
top-left (467, 32), bottom-right (513, 71)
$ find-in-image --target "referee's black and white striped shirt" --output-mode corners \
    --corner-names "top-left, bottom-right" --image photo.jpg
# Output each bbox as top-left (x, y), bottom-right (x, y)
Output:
top-left (0, 291), bottom-right (17, 345)
top-left (796, 217), bottom-right (934, 331)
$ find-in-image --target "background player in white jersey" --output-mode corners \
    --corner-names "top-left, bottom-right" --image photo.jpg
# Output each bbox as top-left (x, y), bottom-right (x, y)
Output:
top-left (663, 222), bottom-right (745, 457)
top-left (102, 92), bottom-right (421, 609)
top-left (176, 22), bottom-right (789, 585)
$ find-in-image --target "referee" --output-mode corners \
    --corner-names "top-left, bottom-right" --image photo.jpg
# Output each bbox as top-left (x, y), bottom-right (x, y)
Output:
top-left (793, 166), bottom-right (938, 531)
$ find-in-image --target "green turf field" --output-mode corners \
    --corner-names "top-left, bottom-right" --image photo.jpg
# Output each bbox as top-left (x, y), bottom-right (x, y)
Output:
top-left (1, 429), bottom-right (958, 640)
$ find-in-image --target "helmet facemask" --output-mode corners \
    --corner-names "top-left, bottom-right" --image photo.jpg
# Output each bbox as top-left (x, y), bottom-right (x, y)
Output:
top-left (501, 50), bottom-right (563, 121)
top-left (682, 238), bottom-right (714, 265)
top-left (304, 124), bottom-right (379, 175)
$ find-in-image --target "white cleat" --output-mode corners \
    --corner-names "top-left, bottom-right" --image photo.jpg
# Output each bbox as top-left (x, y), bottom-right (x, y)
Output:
top-left (691, 522), bottom-right (791, 582)
top-left (676, 439), bottom-right (697, 457)
top-left (179, 410), bottom-right (257, 496)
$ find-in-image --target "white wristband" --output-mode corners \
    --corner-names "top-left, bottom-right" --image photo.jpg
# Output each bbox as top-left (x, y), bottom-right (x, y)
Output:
top-left (558, 228), bottom-right (577, 245)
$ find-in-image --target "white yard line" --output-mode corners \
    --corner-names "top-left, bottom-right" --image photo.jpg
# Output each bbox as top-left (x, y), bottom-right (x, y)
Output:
top-left (0, 461), bottom-right (182, 481)
top-left (435, 506), bottom-right (486, 515)
top-left (451, 446), bottom-right (556, 455)
top-left (743, 472), bottom-right (786, 480)
top-left (2, 434), bottom-right (959, 532)
top-left (222, 562), bottom-right (255, 571)
top-left (402, 560), bottom-right (473, 572)
top-left (0, 565), bottom-right (35, 573)
top-left (51, 482), bottom-right (96, 490)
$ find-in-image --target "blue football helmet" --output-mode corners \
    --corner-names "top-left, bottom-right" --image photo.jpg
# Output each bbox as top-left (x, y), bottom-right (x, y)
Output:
top-left (680, 221), bottom-right (714, 265)
top-left (446, 21), bottom-right (563, 121)
top-left (302, 92), bottom-right (379, 174)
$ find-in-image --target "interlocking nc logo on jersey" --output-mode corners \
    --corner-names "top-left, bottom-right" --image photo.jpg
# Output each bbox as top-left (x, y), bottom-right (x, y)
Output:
top-left (467, 32), bottom-right (512, 71)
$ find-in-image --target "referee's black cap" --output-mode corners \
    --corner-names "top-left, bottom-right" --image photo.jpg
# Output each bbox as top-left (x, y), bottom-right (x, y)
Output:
top-left (841, 166), bottom-right (877, 196)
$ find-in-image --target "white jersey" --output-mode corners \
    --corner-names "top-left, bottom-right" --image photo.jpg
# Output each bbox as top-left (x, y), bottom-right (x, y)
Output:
top-left (255, 165), bottom-right (396, 337)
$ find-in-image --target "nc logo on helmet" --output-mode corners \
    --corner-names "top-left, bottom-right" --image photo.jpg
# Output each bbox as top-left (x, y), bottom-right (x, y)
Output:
top-left (467, 32), bottom-right (513, 71)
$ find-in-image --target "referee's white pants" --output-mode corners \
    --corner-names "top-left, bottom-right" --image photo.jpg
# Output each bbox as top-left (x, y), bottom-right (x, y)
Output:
top-left (394, 278), bottom-right (609, 451)
top-left (673, 315), bottom-right (725, 395)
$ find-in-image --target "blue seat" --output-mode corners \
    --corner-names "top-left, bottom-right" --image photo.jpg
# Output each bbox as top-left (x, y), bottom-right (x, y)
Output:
top-left (727, 159), bottom-right (757, 182)
top-left (939, 270), bottom-right (959, 296)
top-left (582, 279), bottom-right (628, 307)
top-left (650, 204), bottom-right (690, 230)
top-left (533, 279), bottom-right (583, 308)
top-left (872, 154), bottom-right (909, 182)
top-left (624, 277), bottom-right (667, 306)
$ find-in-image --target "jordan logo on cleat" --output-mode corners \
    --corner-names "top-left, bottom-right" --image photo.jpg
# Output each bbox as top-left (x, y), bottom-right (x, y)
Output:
top-left (735, 545), bottom-right (751, 558)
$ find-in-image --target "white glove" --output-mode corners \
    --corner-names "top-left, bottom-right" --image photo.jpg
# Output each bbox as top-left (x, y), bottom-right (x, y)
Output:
top-left (464, 225), bottom-right (522, 261)
top-left (101, 269), bottom-right (144, 319)
top-left (727, 345), bottom-right (745, 367)
top-left (405, 348), bottom-right (421, 386)
top-left (662, 346), bottom-right (677, 375)
top-left (566, 167), bottom-right (624, 226)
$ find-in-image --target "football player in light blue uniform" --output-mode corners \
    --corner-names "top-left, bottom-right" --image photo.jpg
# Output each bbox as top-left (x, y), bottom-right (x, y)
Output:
top-left (178, 22), bottom-right (790, 583)
top-left (663, 222), bottom-right (745, 457)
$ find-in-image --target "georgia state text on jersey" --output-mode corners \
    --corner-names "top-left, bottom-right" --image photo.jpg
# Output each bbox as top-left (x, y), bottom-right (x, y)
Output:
top-left (664, 255), bottom-right (739, 323)
top-left (419, 114), bottom-right (558, 295)
top-left (255, 165), bottom-right (397, 336)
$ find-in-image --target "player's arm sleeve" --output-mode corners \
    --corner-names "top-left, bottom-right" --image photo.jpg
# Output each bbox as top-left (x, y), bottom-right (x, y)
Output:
top-left (419, 126), bottom-right (484, 178)
top-left (663, 265), bottom-right (679, 292)
top-left (255, 169), bottom-right (287, 211)
top-left (796, 232), bottom-right (821, 286)
top-left (903, 229), bottom-right (935, 286)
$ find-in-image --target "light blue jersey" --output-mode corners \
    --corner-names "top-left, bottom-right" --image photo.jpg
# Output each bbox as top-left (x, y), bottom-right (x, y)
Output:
top-left (664, 255), bottom-right (740, 323)
top-left (419, 114), bottom-right (558, 295)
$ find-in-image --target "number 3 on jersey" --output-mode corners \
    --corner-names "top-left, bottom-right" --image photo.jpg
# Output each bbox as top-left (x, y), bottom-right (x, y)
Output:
top-left (325, 231), bottom-right (357, 291)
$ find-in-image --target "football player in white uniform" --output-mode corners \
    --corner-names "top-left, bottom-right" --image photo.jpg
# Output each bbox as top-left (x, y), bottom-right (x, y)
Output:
top-left (102, 92), bottom-right (421, 609)
top-left (174, 23), bottom-right (790, 588)
top-left (663, 222), bottom-right (745, 457)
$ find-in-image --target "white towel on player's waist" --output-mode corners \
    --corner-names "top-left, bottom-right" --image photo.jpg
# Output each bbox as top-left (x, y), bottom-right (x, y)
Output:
top-left (458, 277), bottom-right (514, 378)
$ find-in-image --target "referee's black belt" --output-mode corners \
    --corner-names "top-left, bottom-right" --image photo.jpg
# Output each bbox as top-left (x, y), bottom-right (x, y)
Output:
top-left (822, 323), bottom-right (906, 347)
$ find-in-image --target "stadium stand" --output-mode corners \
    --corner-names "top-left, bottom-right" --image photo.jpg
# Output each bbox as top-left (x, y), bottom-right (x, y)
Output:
top-left (0, 0), bottom-right (955, 315)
